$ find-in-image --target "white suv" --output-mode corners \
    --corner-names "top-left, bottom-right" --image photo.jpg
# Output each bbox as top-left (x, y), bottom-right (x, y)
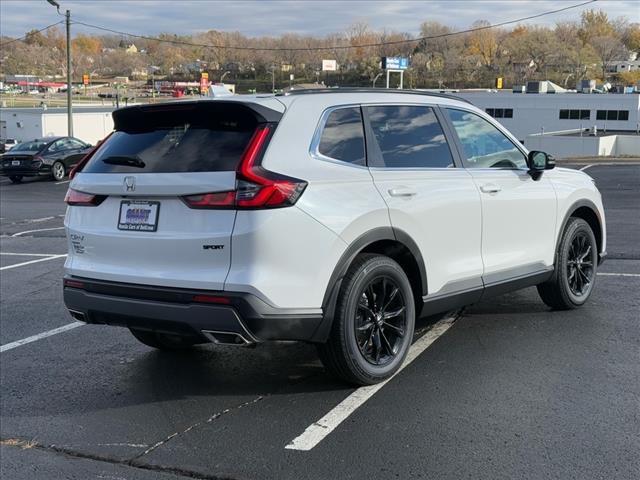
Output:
top-left (63, 90), bottom-right (606, 385)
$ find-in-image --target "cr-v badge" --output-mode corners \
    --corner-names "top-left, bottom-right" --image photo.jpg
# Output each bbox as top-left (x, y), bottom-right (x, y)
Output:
top-left (124, 176), bottom-right (136, 192)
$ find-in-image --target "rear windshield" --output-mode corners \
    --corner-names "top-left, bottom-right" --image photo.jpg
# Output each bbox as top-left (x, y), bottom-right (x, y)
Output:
top-left (83, 103), bottom-right (260, 173)
top-left (11, 140), bottom-right (47, 152)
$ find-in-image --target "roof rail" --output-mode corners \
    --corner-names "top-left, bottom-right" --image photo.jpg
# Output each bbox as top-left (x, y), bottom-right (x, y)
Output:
top-left (280, 87), bottom-right (472, 104)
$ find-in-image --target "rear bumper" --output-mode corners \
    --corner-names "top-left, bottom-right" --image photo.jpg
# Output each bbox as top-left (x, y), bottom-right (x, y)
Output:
top-left (63, 276), bottom-right (324, 343)
top-left (0, 166), bottom-right (50, 177)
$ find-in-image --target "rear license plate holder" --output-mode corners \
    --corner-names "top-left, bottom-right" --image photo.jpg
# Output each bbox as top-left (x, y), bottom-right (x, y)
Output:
top-left (117, 200), bottom-right (160, 232)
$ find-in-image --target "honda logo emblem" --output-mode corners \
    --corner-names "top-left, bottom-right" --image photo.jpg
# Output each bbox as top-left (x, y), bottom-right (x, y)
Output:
top-left (124, 176), bottom-right (136, 192)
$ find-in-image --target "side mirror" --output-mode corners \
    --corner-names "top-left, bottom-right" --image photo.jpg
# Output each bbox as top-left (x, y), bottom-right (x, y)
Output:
top-left (528, 151), bottom-right (555, 180)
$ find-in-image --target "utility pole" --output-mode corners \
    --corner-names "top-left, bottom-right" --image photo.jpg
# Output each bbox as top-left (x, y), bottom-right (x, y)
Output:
top-left (47, 1), bottom-right (73, 136)
top-left (65, 9), bottom-right (72, 136)
top-left (270, 66), bottom-right (276, 93)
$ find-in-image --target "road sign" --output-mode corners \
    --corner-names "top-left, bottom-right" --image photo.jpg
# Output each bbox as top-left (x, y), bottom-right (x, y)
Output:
top-left (381, 57), bottom-right (409, 70)
top-left (200, 73), bottom-right (209, 94)
top-left (82, 74), bottom-right (89, 86)
top-left (322, 59), bottom-right (337, 71)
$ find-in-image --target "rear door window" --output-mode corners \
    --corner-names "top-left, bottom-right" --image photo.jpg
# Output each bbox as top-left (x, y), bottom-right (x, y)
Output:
top-left (365, 105), bottom-right (454, 168)
top-left (83, 103), bottom-right (260, 173)
top-left (317, 107), bottom-right (366, 165)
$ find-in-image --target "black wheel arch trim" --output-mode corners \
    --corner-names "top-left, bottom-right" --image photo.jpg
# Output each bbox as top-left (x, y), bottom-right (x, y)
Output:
top-left (312, 226), bottom-right (427, 343)
top-left (555, 199), bottom-right (605, 263)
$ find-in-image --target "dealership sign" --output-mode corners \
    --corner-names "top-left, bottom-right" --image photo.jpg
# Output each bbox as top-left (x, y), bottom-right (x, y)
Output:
top-left (322, 59), bottom-right (337, 71)
top-left (382, 57), bottom-right (409, 70)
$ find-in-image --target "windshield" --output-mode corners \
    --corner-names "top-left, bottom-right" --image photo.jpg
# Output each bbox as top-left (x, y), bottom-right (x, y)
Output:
top-left (83, 104), bottom-right (260, 174)
top-left (10, 140), bottom-right (48, 152)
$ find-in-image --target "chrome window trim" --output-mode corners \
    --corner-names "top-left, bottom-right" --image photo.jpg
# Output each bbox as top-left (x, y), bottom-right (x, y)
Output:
top-left (309, 101), bottom-right (445, 169)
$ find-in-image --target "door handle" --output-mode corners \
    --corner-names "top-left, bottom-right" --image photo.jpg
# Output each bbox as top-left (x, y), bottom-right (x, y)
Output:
top-left (388, 188), bottom-right (417, 197)
top-left (480, 183), bottom-right (501, 194)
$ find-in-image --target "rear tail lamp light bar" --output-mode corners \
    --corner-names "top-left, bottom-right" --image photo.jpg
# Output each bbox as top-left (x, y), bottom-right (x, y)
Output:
top-left (182, 124), bottom-right (307, 210)
top-left (64, 188), bottom-right (106, 206)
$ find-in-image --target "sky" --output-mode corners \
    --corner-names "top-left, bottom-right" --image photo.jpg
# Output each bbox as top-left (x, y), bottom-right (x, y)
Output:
top-left (0, 0), bottom-right (638, 40)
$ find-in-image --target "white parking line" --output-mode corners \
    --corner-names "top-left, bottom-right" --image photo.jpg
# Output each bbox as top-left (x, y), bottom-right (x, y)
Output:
top-left (0, 254), bottom-right (67, 271)
top-left (55, 180), bottom-right (70, 185)
top-left (1, 252), bottom-right (64, 257)
top-left (21, 216), bottom-right (56, 224)
top-left (572, 162), bottom-right (640, 169)
top-left (0, 322), bottom-right (84, 353)
top-left (285, 315), bottom-right (457, 451)
top-left (598, 272), bottom-right (640, 277)
top-left (11, 226), bottom-right (65, 237)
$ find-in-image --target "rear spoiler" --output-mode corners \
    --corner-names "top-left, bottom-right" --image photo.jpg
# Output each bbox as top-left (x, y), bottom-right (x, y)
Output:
top-left (112, 100), bottom-right (283, 131)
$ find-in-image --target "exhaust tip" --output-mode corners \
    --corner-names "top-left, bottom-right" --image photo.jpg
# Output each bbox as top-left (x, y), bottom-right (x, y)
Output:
top-left (68, 309), bottom-right (87, 322)
top-left (201, 330), bottom-right (254, 346)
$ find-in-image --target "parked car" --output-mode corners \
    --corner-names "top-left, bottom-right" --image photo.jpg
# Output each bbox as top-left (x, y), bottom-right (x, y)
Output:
top-left (62, 90), bottom-right (606, 385)
top-left (0, 138), bottom-right (18, 154)
top-left (0, 136), bottom-right (92, 183)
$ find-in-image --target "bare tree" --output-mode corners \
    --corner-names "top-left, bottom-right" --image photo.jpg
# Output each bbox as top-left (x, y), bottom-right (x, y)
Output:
top-left (591, 35), bottom-right (627, 81)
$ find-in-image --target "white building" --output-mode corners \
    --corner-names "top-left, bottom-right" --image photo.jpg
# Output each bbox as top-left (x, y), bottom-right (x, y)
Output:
top-left (606, 60), bottom-right (640, 73)
top-left (449, 91), bottom-right (640, 142)
top-left (0, 107), bottom-right (115, 144)
top-left (525, 130), bottom-right (640, 159)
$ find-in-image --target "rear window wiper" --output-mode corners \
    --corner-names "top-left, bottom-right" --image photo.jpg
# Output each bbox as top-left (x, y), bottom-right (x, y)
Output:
top-left (101, 155), bottom-right (146, 168)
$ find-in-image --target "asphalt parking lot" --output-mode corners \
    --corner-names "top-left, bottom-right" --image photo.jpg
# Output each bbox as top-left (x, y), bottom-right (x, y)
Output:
top-left (1, 164), bottom-right (639, 480)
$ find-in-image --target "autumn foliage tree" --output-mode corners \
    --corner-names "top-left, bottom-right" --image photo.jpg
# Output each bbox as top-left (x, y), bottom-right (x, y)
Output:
top-left (1, 8), bottom-right (637, 90)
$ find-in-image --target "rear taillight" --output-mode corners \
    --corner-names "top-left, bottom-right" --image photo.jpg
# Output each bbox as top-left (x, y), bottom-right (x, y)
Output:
top-left (182, 191), bottom-right (236, 209)
top-left (64, 188), bottom-right (106, 206)
top-left (69, 132), bottom-right (113, 180)
top-left (182, 124), bottom-right (307, 210)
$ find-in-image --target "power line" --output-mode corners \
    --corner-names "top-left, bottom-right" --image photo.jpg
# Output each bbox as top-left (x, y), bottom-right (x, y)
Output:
top-left (71, 0), bottom-right (597, 52)
top-left (0, 20), bottom-right (65, 48)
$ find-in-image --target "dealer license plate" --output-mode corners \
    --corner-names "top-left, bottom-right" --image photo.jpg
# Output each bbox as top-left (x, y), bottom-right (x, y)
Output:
top-left (117, 200), bottom-right (160, 232)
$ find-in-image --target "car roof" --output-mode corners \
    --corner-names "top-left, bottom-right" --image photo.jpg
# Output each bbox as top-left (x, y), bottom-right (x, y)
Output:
top-left (32, 136), bottom-right (65, 143)
top-left (271, 88), bottom-right (477, 111)
top-left (281, 88), bottom-right (472, 104)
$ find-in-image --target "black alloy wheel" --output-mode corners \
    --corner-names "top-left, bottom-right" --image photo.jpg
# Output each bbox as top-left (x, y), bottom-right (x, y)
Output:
top-left (355, 276), bottom-right (408, 366)
top-left (537, 217), bottom-right (598, 310)
top-left (318, 254), bottom-right (415, 385)
top-left (566, 231), bottom-right (594, 297)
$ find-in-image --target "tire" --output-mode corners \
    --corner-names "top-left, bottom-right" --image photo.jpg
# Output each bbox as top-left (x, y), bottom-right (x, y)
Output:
top-left (9, 175), bottom-right (23, 184)
top-left (51, 161), bottom-right (66, 181)
top-left (318, 254), bottom-right (416, 385)
top-left (537, 217), bottom-right (598, 310)
top-left (129, 328), bottom-right (200, 350)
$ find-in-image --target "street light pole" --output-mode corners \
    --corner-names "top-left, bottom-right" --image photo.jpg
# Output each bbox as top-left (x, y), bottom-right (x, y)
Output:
top-left (372, 73), bottom-right (382, 88)
top-left (47, 0), bottom-right (72, 136)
